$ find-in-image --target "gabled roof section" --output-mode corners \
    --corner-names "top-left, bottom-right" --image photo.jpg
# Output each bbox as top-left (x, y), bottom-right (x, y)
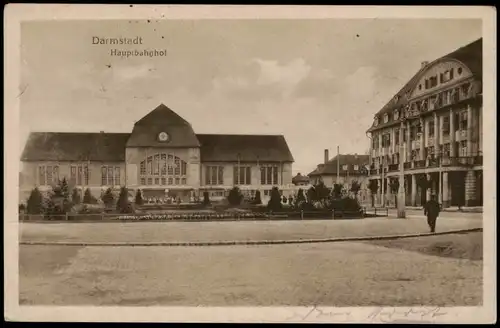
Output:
top-left (134, 103), bottom-right (191, 127)
top-left (367, 38), bottom-right (482, 133)
top-left (196, 134), bottom-right (294, 162)
top-left (21, 132), bottom-right (130, 162)
top-left (126, 104), bottom-right (201, 148)
top-left (308, 154), bottom-right (370, 176)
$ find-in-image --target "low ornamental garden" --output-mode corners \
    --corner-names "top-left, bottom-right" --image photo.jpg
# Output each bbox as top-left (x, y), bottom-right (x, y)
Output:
top-left (20, 181), bottom-right (384, 222)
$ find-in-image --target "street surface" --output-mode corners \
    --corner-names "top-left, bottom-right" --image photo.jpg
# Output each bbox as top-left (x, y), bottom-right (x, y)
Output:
top-left (19, 233), bottom-right (482, 306)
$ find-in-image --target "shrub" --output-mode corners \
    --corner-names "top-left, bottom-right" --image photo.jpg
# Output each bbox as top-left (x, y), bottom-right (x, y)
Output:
top-left (26, 187), bottom-right (44, 214)
top-left (253, 190), bottom-right (262, 205)
top-left (134, 189), bottom-right (144, 206)
top-left (83, 188), bottom-right (96, 204)
top-left (332, 183), bottom-right (343, 199)
top-left (101, 187), bottom-right (115, 207)
top-left (227, 187), bottom-right (243, 206)
top-left (44, 198), bottom-right (65, 220)
top-left (203, 192), bottom-right (210, 206)
top-left (330, 196), bottom-right (363, 213)
top-left (72, 189), bottom-right (81, 205)
top-left (350, 180), bottom-right (361, 197)
top-left (267, 187), bottom-right (283, 212)
top-left (116, 186), bottom-right (133, 213)
top-left (19, 203), bottom-right (26, 213)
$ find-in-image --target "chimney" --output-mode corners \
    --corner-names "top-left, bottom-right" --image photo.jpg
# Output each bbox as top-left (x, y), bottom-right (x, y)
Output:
top-left (421, 61), bottom-right (429, 69)
top-left (324, 149), bottom-right (329, 164)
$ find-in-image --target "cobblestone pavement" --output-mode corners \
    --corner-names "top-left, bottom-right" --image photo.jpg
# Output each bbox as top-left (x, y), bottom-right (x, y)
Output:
top-left (19, 237), bottom-right (482, 306)
top-left (20, 216), bottom-right (482, 244)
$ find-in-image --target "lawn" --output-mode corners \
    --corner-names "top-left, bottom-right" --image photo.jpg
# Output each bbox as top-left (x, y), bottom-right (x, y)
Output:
top-left (19, 232), bottom-right (483, 306)
top-left (366, 231), bottom-right (483, 261)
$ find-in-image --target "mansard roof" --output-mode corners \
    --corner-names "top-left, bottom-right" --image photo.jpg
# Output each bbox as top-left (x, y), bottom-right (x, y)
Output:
top-left (20, 132), bottom-right (131, 162)
top-left (21, 132), bottom-right (295, 163)
top-left (196, 134), bottom-right (294, 163)
top-left (367, 38), bottom-right (482, 133)
top-left (21, 104), bottom-right (295, 163)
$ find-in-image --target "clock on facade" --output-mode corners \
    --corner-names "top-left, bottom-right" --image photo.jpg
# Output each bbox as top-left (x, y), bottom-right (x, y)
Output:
top-left (158, 132), bottom-right (169, 142)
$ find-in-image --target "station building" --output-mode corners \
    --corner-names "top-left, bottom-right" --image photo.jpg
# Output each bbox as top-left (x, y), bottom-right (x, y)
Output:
top-left (20, 104), bottom-right (295, 204)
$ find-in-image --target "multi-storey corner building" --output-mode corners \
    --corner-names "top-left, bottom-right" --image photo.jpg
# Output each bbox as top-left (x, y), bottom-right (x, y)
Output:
top-left (19, 104), bottom-right (295, 204)
top-left (366, 38), bottom-right (483, 208)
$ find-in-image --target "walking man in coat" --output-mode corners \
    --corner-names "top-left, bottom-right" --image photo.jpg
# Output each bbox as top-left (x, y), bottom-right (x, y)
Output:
top-left (424, 193), bottom-right (441, 233)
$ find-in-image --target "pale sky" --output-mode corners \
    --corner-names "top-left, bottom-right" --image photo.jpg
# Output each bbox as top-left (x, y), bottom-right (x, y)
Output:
top-left (20, 19), bottom-right (482, 175)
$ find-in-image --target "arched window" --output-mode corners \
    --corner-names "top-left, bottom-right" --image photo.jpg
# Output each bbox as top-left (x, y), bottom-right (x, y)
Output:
top-left (139, 153), bottom-right (188, 186)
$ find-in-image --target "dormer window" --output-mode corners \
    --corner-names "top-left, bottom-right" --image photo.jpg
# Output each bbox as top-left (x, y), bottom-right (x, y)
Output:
top-left (394, 110), bottom-right (400, 121)
top-left (354, 165), bottom-right (359, 171)
top-left (394, 95), bottom-right (400, 103)
top-left (374, 116), bottom-right (379, 126)
top-left (342, 164), bottom-right (348, 170)
top-left (383, 114), bottom-right (389, 123)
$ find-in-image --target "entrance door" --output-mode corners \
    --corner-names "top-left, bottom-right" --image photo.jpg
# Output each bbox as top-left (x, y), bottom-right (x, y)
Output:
top-left (450, 172), bottom-right (466, 207)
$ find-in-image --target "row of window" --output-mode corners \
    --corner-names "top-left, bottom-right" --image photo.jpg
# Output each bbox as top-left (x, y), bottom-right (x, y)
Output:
top-left (38, 165), bottom-right (118, 187)
top-left (375, 80), bottom-right (474, 127)
top-left (139, 154), bottom-right (187, 176)
top-left (373, 111), bottom-right (470, 149)
top-left (140, 177), bottom-right (187, 186)
top-left (372, 141), bottom-right (470, 166)
top-left (419, 67), bottom-right (462, 91)
top-left (204, 166), bottom-right (285, 186)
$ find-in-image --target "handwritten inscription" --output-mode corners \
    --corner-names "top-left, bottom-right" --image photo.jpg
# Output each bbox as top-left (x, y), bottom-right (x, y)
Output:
top-left (286, 306), bottom-right (448, 323)
top-left (367, 307), bottom-right (448, 323)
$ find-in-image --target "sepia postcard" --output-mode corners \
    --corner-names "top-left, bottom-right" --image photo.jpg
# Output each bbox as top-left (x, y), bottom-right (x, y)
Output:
top-left (4, 4), bottom-right (497, 324)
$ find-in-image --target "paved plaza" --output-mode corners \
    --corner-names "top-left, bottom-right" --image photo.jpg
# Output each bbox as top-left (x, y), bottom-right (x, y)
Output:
top-left (20, 213), bottom-right (482, 244)
top-left (19, 232), bottom-right (482, 306)
top-left (18, 214), bottom-right (483, 306)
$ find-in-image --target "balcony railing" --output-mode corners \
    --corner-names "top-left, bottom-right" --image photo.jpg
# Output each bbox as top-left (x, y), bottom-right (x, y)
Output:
top-left (403, 162), bottom-right (411, 169)
top-left (427, 157), bottom-right (439, 168)
top-left (388, 164), bottom-right (399, 172)
top-left (441, 156), bottom-right (475, 167)
top-left (414, 160), bottom-right (426, 168)
top-left (369, 169), bottom-right (378, 175)
top-left (474, 155), bottom-right (483, 165)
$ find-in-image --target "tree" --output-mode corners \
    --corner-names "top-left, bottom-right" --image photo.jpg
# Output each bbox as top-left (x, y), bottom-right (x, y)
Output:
top-left (267, 186), bottom-right (283, 212)
top-left (253, 190), bottom-right (262, 205)
top-left (116, 186), bottom-right (132, 213)
top-left (227, 186), bottom-right (243, 206)
top-left (296, 188), bottom-right (306, 204)
top-left (82, 188), bottom-right (97, 204)
top-left (350, 180), bottom-right (362, 198)
top-left (332, 183), bottom-right (343, 199)
top-left (306, 186), bottom-right (316, 204)
top-left (203, 191), bottom-right (210, 206)
top-left (26, 187), bottom-right (44, 214)
top-left (53, 177), bottom-right (70, 200)
top-left (71, 188), bottom-right (81, 205)
top-left (134, 189), bottom-right (144, 206)
top-left (368, 179), bottom-right (379, 208)
top-left (101, 187), bottom-right (115, 207)
top-left (389, 178), bottom-right (400, 208)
